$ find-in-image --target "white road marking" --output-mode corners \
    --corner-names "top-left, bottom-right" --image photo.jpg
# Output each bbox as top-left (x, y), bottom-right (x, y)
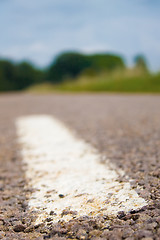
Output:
top-left (16, 115), bottom-right (147, 224)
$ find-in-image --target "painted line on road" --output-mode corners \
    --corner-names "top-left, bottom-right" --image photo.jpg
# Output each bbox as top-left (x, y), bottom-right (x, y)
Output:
top-left (16, 115), bottom-right (147, 224)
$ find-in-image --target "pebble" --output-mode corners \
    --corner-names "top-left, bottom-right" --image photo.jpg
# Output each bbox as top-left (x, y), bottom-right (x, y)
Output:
top-left (141, 238), bottom-right (153, 240)
top-left (89, 229), bottom-right (101, 238)
top-left (13, 224), bottom-right (26, 232)
top-left (58, 194), bottom-right (65, 198)
top-left (0, 231), bottom-right (5, 239)
top-left (76, 229), bottom-right (88, 240)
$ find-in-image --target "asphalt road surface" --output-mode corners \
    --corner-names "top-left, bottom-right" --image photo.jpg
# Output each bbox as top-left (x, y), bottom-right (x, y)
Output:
top-left (0, 93), bottom-right (160, 240)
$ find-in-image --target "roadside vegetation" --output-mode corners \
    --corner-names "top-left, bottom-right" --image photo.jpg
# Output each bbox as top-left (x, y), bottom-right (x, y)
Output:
top-left (29, 69), bottom-right (160, 94)
top-left (0, 52), bottom-right (160, 93)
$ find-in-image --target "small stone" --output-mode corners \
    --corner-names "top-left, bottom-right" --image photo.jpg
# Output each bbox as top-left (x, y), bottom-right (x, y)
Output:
top-left (50, 211), bottom-right (57, 216)
top-left (11, 220), bottom-right (22, 227)
top-left (111, 229), bottom-right (123, 240)
top-left (76, 229), bottom-right (88, 240)
top-left (34, 237), bottom-right (43, 240)
top-left (13, 224), bottom-right (26, 232)
top-left (0, 220), bottom-right (4, 225)
top-left (101, 229), bottom-right (110, 238)
top-left (136, 213), bottom-right (151, 223)
top-left (122, 228), bottom-right (134, 238)
top-left (21, 202), bottom-right (27, 209)
top-left (155, 216), bottom-right (160, 224)
top-left (0, 231), bottom-right (5, 239)
top-left (61, 209), bottom-right (78, 217)
top-left (44, 194), bottom-right (52, 198)
top-left (45, 217), bottom-right (53, 222)
top-left (89, 229), bottom-right (101, 237)
top-left (59, 194), bottom-right (65, 198)
top-left (24, 225), bottom-right (34, 232)
top-left (125, 238), bottom-right (134, 240)
top-left (117, 211), bottom-right (125, 219)
top-left (87, 198), bottom-right (94, 203)
top-left (134, 230), bottom-right (152, 239)
top-left (157, 228), bottom-right (160, 235)
top-left (132, 214), bottom-right (140, 221)
top-left (141, 238), bottom-right (153, 240)
top-left (147, 222), bottom-right (157, 230)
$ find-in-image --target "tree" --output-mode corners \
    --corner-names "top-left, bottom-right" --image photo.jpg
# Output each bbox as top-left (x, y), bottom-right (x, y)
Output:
top-left (0, 60), bottom-right (16, 91)
top-left (47, 52), bottom-right (90, 83)
top-left (134, 55), bottom-right (148, 72)
top-left (0, 58), bottom-right (45, 91)
top-left (87, 54), bottom-right (125, 72)
top-left (47, 52), bottom-right (125, 83)
top-left (15, 61), bottom-right (44, 90)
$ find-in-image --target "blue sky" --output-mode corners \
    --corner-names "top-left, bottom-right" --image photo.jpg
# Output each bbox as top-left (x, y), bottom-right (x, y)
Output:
top-left (0, 0), bottom-right (160, 70)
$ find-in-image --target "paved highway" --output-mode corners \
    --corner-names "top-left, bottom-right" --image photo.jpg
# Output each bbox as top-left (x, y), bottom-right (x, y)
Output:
top-left (0, 94), bottom-right (160, 239)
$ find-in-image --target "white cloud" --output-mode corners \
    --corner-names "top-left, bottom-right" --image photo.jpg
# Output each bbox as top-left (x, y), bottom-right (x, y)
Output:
top-left (80, 44), bottom-right (113, 54)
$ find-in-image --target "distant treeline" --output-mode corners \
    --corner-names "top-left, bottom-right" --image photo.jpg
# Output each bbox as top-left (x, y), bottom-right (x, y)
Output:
top-left (0, 52), bottom-right (148, 91)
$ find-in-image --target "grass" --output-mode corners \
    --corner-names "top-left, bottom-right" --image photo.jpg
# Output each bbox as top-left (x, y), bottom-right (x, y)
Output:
top-left (27, 69), bottom-right (160, 94)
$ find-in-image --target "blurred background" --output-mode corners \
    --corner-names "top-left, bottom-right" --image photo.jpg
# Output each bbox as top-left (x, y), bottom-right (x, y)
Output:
top-left (0, 0), bottom-right (160, 93)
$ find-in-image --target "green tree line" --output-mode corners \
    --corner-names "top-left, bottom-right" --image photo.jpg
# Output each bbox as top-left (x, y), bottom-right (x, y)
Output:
top-left (0, 52), bottom-right (147, 92)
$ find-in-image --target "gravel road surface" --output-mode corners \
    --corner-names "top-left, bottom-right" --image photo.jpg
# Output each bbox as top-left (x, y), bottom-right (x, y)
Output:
top-left (0, 93), bottom-right (160, 240)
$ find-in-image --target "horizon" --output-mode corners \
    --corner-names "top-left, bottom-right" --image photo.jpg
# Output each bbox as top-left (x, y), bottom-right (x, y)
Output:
top-left (0, 50), bottom-right (135, 70)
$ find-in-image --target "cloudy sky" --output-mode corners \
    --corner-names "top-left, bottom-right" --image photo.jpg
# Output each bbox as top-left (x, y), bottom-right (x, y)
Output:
top-left (0, 0), bottom-right (160, 70)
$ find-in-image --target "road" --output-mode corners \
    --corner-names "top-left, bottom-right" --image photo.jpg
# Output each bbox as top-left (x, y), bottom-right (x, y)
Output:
top-left (0, 93), bottom-right (160, 240)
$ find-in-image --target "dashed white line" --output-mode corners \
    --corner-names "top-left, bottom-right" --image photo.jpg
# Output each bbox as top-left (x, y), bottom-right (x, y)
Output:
top-left (16, 115), bottom-right (147, 224)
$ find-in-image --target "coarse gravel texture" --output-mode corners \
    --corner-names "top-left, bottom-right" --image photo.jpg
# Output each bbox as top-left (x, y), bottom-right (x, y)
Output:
top-left (0, 93), bottom-right (160, 240)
